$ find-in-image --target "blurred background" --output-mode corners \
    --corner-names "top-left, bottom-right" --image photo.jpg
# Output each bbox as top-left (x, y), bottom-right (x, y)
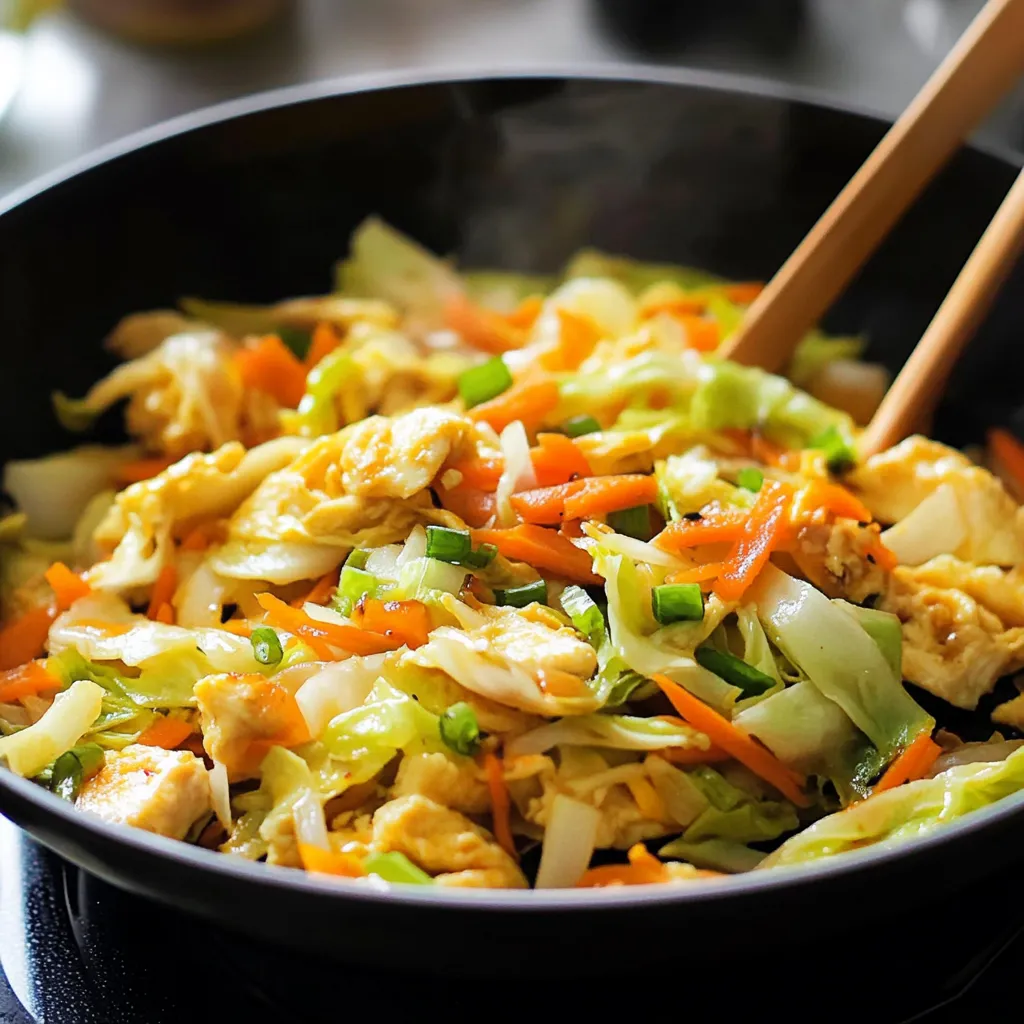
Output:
top-left (1, 0), bottom-right (1023, 201)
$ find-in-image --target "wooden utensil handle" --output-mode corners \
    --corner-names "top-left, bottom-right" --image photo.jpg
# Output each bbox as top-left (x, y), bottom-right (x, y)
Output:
top-left (720, 0), bottom-right (1024, 373)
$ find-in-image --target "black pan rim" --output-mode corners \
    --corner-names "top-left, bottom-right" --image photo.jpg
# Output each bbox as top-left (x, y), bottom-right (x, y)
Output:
top-left (2, 62), bottom-right (1022, 912)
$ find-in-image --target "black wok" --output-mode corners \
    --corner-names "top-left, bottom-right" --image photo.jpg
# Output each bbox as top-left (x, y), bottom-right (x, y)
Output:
top-left (1, 67), bottom-right (1023, 976)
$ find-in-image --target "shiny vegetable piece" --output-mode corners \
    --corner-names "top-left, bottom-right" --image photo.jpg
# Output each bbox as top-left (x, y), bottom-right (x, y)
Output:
top-left (494, 580), bottom-right (548, 608)
top-left (714, 482), bottom-right (792, 602)
top-left (234, 335), bottom-right (307, 408)
top-left (736, 468), bottom-right (764, 493)
top-left (458, 357), bottom-right (513, 409)
top-left (50, 743), bottom-right (105, 802)
top-left (562, 414), bottom-right (601, 438)
top-left (363, 851), bottom-right (434, 885)
top-left (256, 593), bottom-right (399, 657)
top-left (559, 585), bottom-right (606, 648)
top-left (606, 504), bottom-right (653, 541)
top-left (652, 584), bottom-right (705, 624)
top-left (352, 598), bottom-right (432, 650)
top-left (250, 627), bottom-right (284, 667)
top-left (44, 562), bottom-right (91, 611)
top-left (468, 379), bottom-right (560, 435)
top-left (0, 661), bottom-right (62, 703)
top-left (425, 525), bottom-right (472, 562)
top-left (438, 702), bottom-right (481, 757)
top-left (0, 605), bottom-right (57, 672)
top-left (809, 424), bottom-right (856, 473)
top-left (874, 731), bottom-right (941, 793)
top-left (695, 647), bottom-right (775, 697)
top-left (471, 525), bottom-right (601, 585)
top-left (332, 566), bottom-right (380, 616)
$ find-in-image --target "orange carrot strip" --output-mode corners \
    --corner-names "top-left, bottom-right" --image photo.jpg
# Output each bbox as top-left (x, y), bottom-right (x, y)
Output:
top-left (791, 480), bottom-right (873, 525)
top-left (676, 315), bottom-right (719, 353)
top-left (471, 525), bottom-right (601, 585)
top-left (509, 481), bottom-right (586, 525)
top-left (114, 456), bottom-right (177, 486)
top-left (504, 295), bottom-right (544, 330)
top-left (750, 433), bottom-right (789, 468)
top-left (437, 486), bottom-right (497, 529)
top-left (0, 661), bottom-right (62, 703)
top-left (652, 673), bottom-right (810, 806)
top-left (540, 309), bottom-right (602, 371)
top-left (0, 605), bottom-right (56, 673)
top-left (665, 562), bottom-right (724, 586)
top-left (989, 427), bottom-right (1024, 496)
top-left (295, 570), bottom-right (340, 608)
top-left (723, 282), bottom-right (764, 304)
top-left (562, 474), bottom-right (659, 520)
top-left (468, 379), bottom-right (560, 435)
top-left (136, 716), bottom-right (193, 749)
top-left (44, 563), bottom-right (91, 612)
top-left (155, 603), bottom-right (175, 625)
top-left (873, 732), bottom-right (941, 794)
top-left (444, 294), bottom-right (526, 354)
top-left (234, 335), bottom-right (308, 408)
top-left (179, 521), bottom-right (227, 552)
top-left (299, 843), bottom-right (367, 878)
top-left (640, 298), bottom-right (707, 320)
top-left (483, 752), bottom-right (516, 858)
top-left (559, 518), bottom-right (584, 539)
top-left (577, 844), bottom-right (669, 887)
top-left (221, 620), bottom-right (253, 637)
top-left (444, 455), bottom-right (505, 491)
top-left (530, 433), bottom-right (593, 487)
top-left (714, 482), bottom-right (793, 602)
top-left (653, 514), bottom-right (747, 553)
top-left (147, 564), bottom-right (178, 621)
top-left (305, 322), bottom-right (341, 370)
top-left (352, 598), bottom-right (431, 650)
top-left (256, 593), bottom-right (400, 656)
top-left (865, 537), bottom-right (899, 572)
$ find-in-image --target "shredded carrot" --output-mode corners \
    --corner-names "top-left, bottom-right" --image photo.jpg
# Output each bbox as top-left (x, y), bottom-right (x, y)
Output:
top-left (656, 744), bottom-right (732, 766)
top-left (234, 334), bottom-right (308, 408)
top-left (299, 843), bottom-right (366, 878)
top-left (652, 673), bottom-right (809, 806)
top-left (536, 667), bottom-right (589, 698)
top-left (865, 536), bottom-right (899, 572)
top-left (665, 562), bottom-right (724, 586)
top-left (467, 379), bottom-right (560, 435)
top-left (640, 298), bottom-right (707, 319)
top-left (155, 603), bottom-right (175, 625)
top-left (504, 295), bottom-right (544, 330)
top-left (305, 322), bottom-right (341, 370)
top-left (483, 752), bottom-right (516, 857)
top-left (540, 309), bottom-right (602, 371)
top-left (114, 456), bottom-right (176, 486)
top-left (73, 619), bottom-right (134, 637)
top-left (563, 475), bottom-right (660, 520)
top-left (577, 843), bottom-right (669, 887)
top-left (0, 605), bottom-right (56, 673)
top-left (509, 480), bottom-right (585, 525)
top-left (714, 482), bottom-right (793, 602)
top-left (749, 433), bottom-right (790, 469)
top-left (136, 715), bottom-right (193, 749)
top-left (256, 593), bottom-right (401, 656)
top-left (530, 433), bottom-right (593, 487)
top-left (221, 620), bottom-right (253, 637)
top-left (292, 569), bottom-right (340, 609)
top-left (790, 480), bottom-right (873, 525)
top-left (559, 518), bottom-right (584, 539)
top-left (471, 524), bottom-right (601, 585)
top-left (626, 776), bottom-right (668, 821)
top-left (437, 485), bottom-right (498, 528)
top-left (676, 314), bottom-right (719, 353)
top-left (44, 562), bottom-right (91, 612)
top-left (988, 428), bottom-right (1024, 498)
top-left (722, 282), bottom-right (764, 305)
top-left (873, 731), bottom-right (942, 794)
top-left (0, 661), bottom-right (62, 703)
top-left (147, 564), bottom-right (178, 621)
top-left (352, 598), bottom-right (431, 650)
top-left (653, 514), bottom-right (747, 553)
top-left (444, 294), bottom-right (526, 354)
top-left (444, 455), bottom-right (504, 491)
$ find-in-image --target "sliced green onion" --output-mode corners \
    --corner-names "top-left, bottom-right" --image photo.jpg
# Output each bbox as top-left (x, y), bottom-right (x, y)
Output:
top-left (562, 414), bottom-right (601, 438)
top-left (809, 425), bottom-right (856, 474)
top-left (439, 702), bottom-right (482, 756)
top-left (694, 646), bottom-right (775, 697)
top-left (605, 669), bottom-right (655, 707)
top-left (363, 851), bottom-right (433, 885)
top-left (332, 565), bottom-right (380, 616)
top-left (607, 504), bottom-right (653, 541)
top-left (425, 525), bottom-right (472, 563)
top-left (250, 626), bottom-right (284, 666)
top-left (50, 743), bottom-right (105, 802)
top-left (560, 585), bottom-right (606, 648)
top-left (276, 326), bottom-right (312, 359)
top-left (458, 357), bottom-right (513, 409)
top-left (345, 549), bottom-right (370, 570)
top-left (652, 583), bottom-right (705, 624)
top-left (464, 542), bottom-right (498, 569)
top-left (495, 580), bottom-right (548, 608)
top-left (736, 468), bottom-right (764, 492)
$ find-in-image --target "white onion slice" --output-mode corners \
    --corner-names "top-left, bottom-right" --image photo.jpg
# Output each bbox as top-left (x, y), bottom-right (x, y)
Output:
top-left (365, 544), bottom-right (403, 580)
top-left (927, 739), bottom-right (1024, 778)
top-left (880, 483), bottom-right (966, 565)
top-left (295, 655), bottom-right (384, 737)
top-left (208, 761), bottom-right (232, 830)
top-left (396, 525), bottom-right (427, 568)
top-left (534, 794), bottom-right (601, 889)
top-left (582, 521), bottom-right (687, 569)
top-left (292, 790), bottom-right (330, 851)
top-left (496, 420), bottom-right (537, 525)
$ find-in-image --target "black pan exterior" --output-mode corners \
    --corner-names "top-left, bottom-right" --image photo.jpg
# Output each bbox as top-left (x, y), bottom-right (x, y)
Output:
top-left (1, 68), bottom-right (1022, 970)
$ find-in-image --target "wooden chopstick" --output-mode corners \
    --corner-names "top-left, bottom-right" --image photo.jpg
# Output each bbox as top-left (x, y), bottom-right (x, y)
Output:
top-left (719, 0), bottom-right (1024, 374)
top-left (859, 165), bottom-right (1024, 457)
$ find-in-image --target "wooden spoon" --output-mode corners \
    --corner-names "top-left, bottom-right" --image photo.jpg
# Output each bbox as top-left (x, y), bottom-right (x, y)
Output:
top-left (719, 0), bottom-right (1024, 374)
top-left (859, 165), bottom-right (1024, 457)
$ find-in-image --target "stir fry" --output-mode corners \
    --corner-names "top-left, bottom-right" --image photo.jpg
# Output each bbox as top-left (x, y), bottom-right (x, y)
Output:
top-left (3, 217), bottom-right (1024, 889)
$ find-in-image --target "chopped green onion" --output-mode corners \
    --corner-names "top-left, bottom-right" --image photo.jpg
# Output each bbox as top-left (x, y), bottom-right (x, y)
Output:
top-left (425, 525), bottom-right (472, 563)
top-left (50, 744), bottom-right (105, 802)
top-left (736, 468), bottom-right (764, 492)
top-left (606, 504), bottom-right (653, 541)
top-left (363, 851), bottom-right (433, 885)
top-left (464, 542), bottom-right (498, 569)
top-left (495, 580), bottom-right (548, 608)
top-left (345, 549), bottom-right (370, 570)
top-left (560, 585), bottom-right (606, 648)
top-left (276, 326), bottom-right (312, 359)
top-left (809, 425), bottom-right (856, 474)
top-left (652, 583), bottom-right (705, 624)
top-left (251, 627), bottom-right (284, 666)
top-left (458, 357), bottom-right (513, 409)
top-left (439, 702), bottom-right (482, 756)
top-left (605, 669), bottom-right (655, 707)
top-left (332, 565), bottom-right (380, 616)
top-left (694, 646), bottom-right (775, 697)
top-left (562, 414), bottom-right (601, 438)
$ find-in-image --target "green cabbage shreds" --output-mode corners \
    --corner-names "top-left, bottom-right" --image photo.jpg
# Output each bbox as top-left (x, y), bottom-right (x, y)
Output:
top-left (562, 414), bottom-right (601, 438)
top-left (250, 627), bottom-right (284, 667)
top-left (439, 702), bottom-right (481, 757)
top-left (560, 585), bottom-right (606, 648)
top-left (363, 851), bottom-right (433, 885)
top-left (331, 565), bottom-right (380, 616)
top-left (458, 357), bottom-right (512, 408)
top-left (47, 744), bottom-right (105, 802)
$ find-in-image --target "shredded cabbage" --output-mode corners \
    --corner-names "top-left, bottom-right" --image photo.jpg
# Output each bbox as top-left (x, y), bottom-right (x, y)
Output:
top-left (505, 714), bottom-right (709, 758)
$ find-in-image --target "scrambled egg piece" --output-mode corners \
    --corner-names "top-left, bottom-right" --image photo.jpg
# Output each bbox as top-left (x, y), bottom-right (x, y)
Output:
top-left (850, 436), bottom-right (1024, 565)
top-left (907, 556), bottom-right (1024, 628)
top-left (391, 752), bottom-right (490, 815)
top-left (76, 745), bottom-right (210, 839)
top-left (371, 794), bottom-right (527, 888)
top-left (105, 311), bottom-right (196, 359)
top-left (790, 518), bottom-right (889, 603)
top-left (992, 694), bottom-right (1024, 731)
top-left (194, 673), bottom-right (309, 782)
top-left (883, 563), bottom-right (1024, 709)
top-left (89, 438), bottom-right (306, 591)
